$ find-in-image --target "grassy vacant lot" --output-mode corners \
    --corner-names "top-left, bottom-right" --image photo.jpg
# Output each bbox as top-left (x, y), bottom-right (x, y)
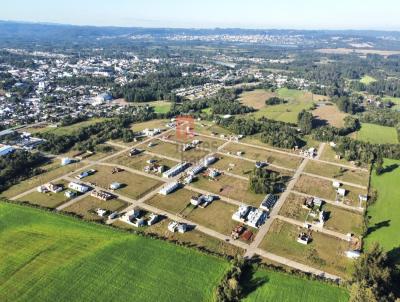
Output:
top-left (145, 188), bottom-right (194, 214)
top-left (166, 132), bottom-right (225, 150)
top-left (143, 101), bottom-right (172, 114)
top-left (82, 165), bottom-right (163, 200)
top-left (109, 152), bottom-right (178, 171)
top-left (194, 121), bottom-right (233, 136)
top-left (63, 196), bottom-right (128, 221)
top-left (249, 88), bottom-right (328, 123)
top-left (239, 89), bottom-right (276, 109)
top-left (114, 217), bottom-right (244, 257)
top-left (312, 103), bottom-right (348, 128)
top-left (304, 160), bottom-right (369, 187)
top-left (130, 119), bottom-right (169, 132)
top-left (141, 139), bottom-right (210, 163)
top-left (0, 203), bottom-right (229, 302)
top-left (365, 159), bottom-right (400, 257)
top-left (279, 193), bottom-right (310, 221)
top-left (294, 174), bottom-right (367, 208)
top-left (242, 268), bottom-right (348, 302)
top-left (260, 219), bottom-right (352, 278)
top-left (354, 123), bottom-right (398, 144)
top-left (0, 161), bottom-right (85, 199)
top-left (191, 174), bottom-right (265, 207)
top-left (222, 142), bottom-right (301, 170)
top-left (323, 204), bottom-right (364, 236)
top-left (23, 118), bottom-right (108, 135)
top-left (359, 75), bottom-right (377, 85)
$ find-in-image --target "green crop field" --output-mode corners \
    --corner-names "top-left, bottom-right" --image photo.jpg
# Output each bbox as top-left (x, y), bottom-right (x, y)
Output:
top-left (365, 159), bottom-right (400, 261)
top-left (242, 268), bottom-right (348, 302)
top-left (249, 88), bottom-right (328, 123)
top-left (359, 75), bottom-right (377, 85)
top-left (354, 123), bottom-right (398, 144)
top-left (0, 202), bottom-right (229, 302)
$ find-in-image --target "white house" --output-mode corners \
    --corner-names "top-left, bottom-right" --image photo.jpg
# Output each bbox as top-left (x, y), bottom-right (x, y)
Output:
top-left (246, 208), bottom-right (267, 228)
top-left (68, 182), bottom-right (90, 193)
top-left (204, 156), bottom-right (217, 167)
top-left (109, 182), bottom-right (122, 190)
top-left (232, 205), bottom-right (250, 222)
top-left (332, 181), bottom-right (341, 188)
top-left (61, 157), bottom-right (74, 166)
top-left (337, 188), bottom-right (346, 197)
top-left (159, 182), bottom-right (179, 195)
top-left (162, 162), bottom-right (190, 178)
top-left (147, 213), bottom-right (159, 226)
top-left (0, 145), bottom-right (14, 157)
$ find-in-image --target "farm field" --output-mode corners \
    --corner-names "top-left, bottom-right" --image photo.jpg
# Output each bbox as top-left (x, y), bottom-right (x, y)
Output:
top-left (109, 151), bottom-right (178, 171)
top-left (303, 160), bottom-right (369, 187)
top-left (0, 202), bottom-right (229, 302)
top-left (0, 160), bottom-right (85, 199)
top-left (63, 196), bottom-right (128, 220)
top-left (359, 75), bottom-right (377, 85)
top-left (294, 174), bottom-right (367, 208)
top-left (354, 123), bottom-right (398, 144)
top-left (239, 89), bottom-right (276, 109)
top-left (365, 159), bottom-right (400, 259)
top-left (248, 88), bottom-right (328, 123)
top-left (190, 174), bottom-right (265, 207)
top-left (260, 219), bottom-right (352, 278)
top-left (242, 267), bottom-right (349, 302)
top-left (81, 165), bottom-right (163, 200)
top-left (148, 101), bottom-right (172, 113)
top-left (222, 142), bottom-right (301, 170)
top-left (312, 103), bottom-right (348, 128)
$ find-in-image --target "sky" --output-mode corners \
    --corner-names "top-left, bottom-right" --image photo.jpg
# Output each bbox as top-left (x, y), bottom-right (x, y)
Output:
top-left (1, 0), bottom-right (400, 30)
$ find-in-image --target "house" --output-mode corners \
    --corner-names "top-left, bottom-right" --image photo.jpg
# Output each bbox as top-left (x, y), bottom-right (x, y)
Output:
top-left (143, 128), bottom-right (161, 137)
top-left (61, 157), bottom-right (74, 166)
top-left (129, 148), bottom-right (142, 156)
top-left (168, 221), bottom-right (179, 232)
top-left (188, 164), bottom-right (205, 176)
top-left (0, 145), bottom-right (14, 157)
top-left (37, 183), bottom-right (63, 193)
top-left (75, 169), bottom-right (96, 180)
top-left (107, 211), bottom-right (118, 220)
top-left (232, 205), bottom-right (250, 222)
top-left (159, 182), bottom-right (180, 195)
top-left (337, 188), bottom-right (346, 197)
top-left (297, 233), bottom-right (311, 245)
top-left (184, 175), bottom-right (194, 184)
top-left (346, 250), bottom-right (361, 259)
top-left (190, 194), bottom-right (215, 207)
top-left (109, 182), bottom-right (122, 190)
top-left (204, 156), bottom-right (217, 167)
top-left (332, 181), bottom-right (341, 188)
top-left (162, 162), bottom-right (190, 178)
top-left (68, 182), bottom-right (90, 193)
top-left (91, 190), bottom-right (114, 201)
top-left (64, 190), bottom-right (76, 198)
top-left (147, 213), bottom-right (159, 226)
top-left (260, 194), bottom-right (278, 211)
top-left (303, 197), bottom-right (315, 209)
top-left (246, 208), bottom-right (267, 228)
top-left (120, 209), bottom-right (145, 226)
top-left (208, 169), bottom-right (220, 179)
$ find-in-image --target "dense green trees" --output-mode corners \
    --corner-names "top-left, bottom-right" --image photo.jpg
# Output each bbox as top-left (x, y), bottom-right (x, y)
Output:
top-left (349, 244), bottom-right (396, 302)
top-left (0, 150), bottom-right (47, 192)
top-left (265, 96), bottom-right (287, 105)
top-left (249, 168), bottom-right (283, 194)
top-left (297, 110), bottom-right (314, 134)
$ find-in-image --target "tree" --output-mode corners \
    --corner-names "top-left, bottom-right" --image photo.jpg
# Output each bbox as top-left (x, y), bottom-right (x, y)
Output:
top-left (375, 157), bottom-right (384, 176)
top-left (297, 110), bottom-right (314, 134)
top-left (350, 243), bottom-right (396, 302)
top-left (249, 168), bottom-right (281, 194)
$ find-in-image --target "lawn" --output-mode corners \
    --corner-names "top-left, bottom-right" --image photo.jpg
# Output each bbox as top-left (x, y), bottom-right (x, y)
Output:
top-left (365, 159), bottom-right (400, 260)
top-left (359, 75), bottom-right (377, 85)
top-left (239, 89), bottom-right (277, 109)
top-left (130, 119), bottom-right (169, 132)
top-left (249, 88), bottom-right (328, 123)
top-left (190, 174), bottom-right (265, 207)
top-left (81, 165), bottom-right (163, 200)
top-left (0, 161), bottom-right (85, 199)
top-left (63, 196), bottom-right (128, 220)
top-left (304, 160), bottom-right (370, 187)
top-left (260, 219), bottom-right (352, 278)
top-left (294, 174), bottom-right (367, 208)
top-left (222, 142), bottom-right (301, 170)
top-left (145, 188), bottom-right (194, 214)
top-left (150, 101), bottom-right (172, 114)
top-left (242, 267), bottom-right (348, 302)
top-left (354, 123), bottom-right (398, 144)
top-left (0, 202), bottom-right (229, 302)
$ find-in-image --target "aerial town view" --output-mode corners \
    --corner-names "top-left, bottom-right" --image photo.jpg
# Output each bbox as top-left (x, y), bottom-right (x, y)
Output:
top-left (0, 1), bottom-right (399, 301)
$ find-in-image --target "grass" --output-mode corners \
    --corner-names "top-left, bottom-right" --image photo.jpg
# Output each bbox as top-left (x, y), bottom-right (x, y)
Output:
top-left (109, 152), bottom-right (178, 172)
top-left (359, 75), bottom-right (377, 85)
top-left (279, 193), bottom-right (310, 221)
top-left (304, 160), bottom-right (370, 187)
top-left (365, 159), bottom-right (400, 258)
top-left (312, 103), bottom-right (349, 128)
top-left (0, 202), bottom-right (229, 302)
top-left (0, 161), bottom-right (85, 199)
top-left (221, 142), bottom-right (301, 170)
top-left (382, 96), bottom-right (400, 111)
top-left (191, 174), bottom-right (265, 207)
top-left (260, 219), bottom-right (352, 278)
top-left (23, 118), bottom-right (108, 135)
top-left (145, 188), bottom-right (195, 214)
top-left (81, 165), bottom-right (163, 200)
top-left (319, 145), bottom-right (369, 169)
top-left (242, 267), bottom-right (348, 302)
top-left (166, 132), bottom-right (225, 150)
top-left (150, 101), bottom-right (172, 114)
top-left (239, 89), bottom-right (276, 109)
top-left (354, 123), bottom-right (398, 144)
top-left (130, 119), bottom-right (169, 132)
top-left (63, 196), bottom-right (128, 220)
top-left (248, 88), bottom-right (328, 123)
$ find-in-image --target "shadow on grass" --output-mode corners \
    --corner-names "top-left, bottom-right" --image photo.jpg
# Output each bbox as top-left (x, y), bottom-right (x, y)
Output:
top-left (366, 220), bottom-right (391, 235)
top-left (240, 257), bottom-right (268, 299)
top-left (381, 164), bottom-right (399, 175)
